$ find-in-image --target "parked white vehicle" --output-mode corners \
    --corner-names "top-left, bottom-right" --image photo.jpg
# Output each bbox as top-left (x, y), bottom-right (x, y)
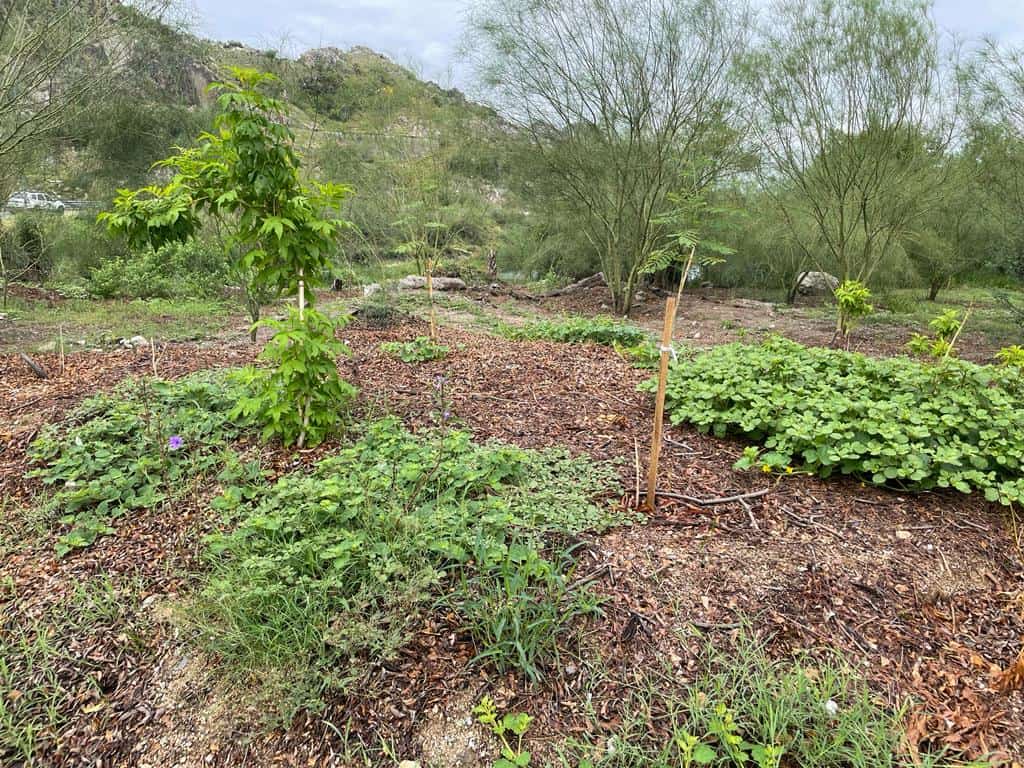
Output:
top-left (5, 191), bottom-right (65, 212)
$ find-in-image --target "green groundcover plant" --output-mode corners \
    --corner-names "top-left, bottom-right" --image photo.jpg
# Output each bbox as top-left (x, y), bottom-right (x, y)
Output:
top-left (643, 337), bottom-right (1024, 505)
top-left (499, 316), bottom-right (648, 347)
top-left (28, 371), bottom-right (250, 555)
top-left (188, 417), bottom-right (627, 722)
top-left (380, 335), bottom-right (450, 362)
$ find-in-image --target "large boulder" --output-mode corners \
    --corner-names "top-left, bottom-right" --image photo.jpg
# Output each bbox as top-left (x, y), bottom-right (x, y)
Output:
top-left (397, 275), bottom-right (466, 291)
top-left (796, 271), bottom-right (840, 295)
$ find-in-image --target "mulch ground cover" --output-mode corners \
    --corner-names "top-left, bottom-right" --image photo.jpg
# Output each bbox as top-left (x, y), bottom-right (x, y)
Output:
top-left (1, 320), bottom-right (1022, 767)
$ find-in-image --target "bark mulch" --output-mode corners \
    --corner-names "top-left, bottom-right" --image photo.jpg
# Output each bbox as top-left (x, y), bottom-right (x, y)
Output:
top-left (0, 323), bottom-right (1021, 767)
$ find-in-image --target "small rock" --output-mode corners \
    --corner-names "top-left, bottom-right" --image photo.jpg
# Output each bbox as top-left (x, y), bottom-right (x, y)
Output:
top-left (397, 274), bottom-right (466, 291)
top-left (895, 530), bottom-right (912, 541)
top-left (363, 282), bottom-right (382, 297)
top-left (398, 761), bottom-right (421, 768)
top-left (119, 335), bottom-right (149, 348)
top-left (564, 662), bottom-right (577, 676)
top-left (38, 340), bottom-right (56, 353)
top-left (796, 270), bottom-right (840, 295)
top-left (823, 699), bottom-right (840, 716)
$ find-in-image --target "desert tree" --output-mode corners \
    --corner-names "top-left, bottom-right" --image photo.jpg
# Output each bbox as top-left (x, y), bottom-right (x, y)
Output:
top-left (465, 0), bottom-right (752, 314)
top-left (741, 0), bottom-right (958, 299)
top-left (969, 42), bottom-right (1024, 280)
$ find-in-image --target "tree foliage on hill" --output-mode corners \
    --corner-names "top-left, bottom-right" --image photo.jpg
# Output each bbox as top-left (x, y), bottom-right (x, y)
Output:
top-left (0, 0), bottom-right (177, 197)
top-left (466, 0), bottom-right (752, 314)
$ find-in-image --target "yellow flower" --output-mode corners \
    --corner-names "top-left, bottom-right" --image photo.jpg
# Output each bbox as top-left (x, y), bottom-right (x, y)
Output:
top-left (785, 466), bottom-right (794, 474)
top-left (761, 464), bottom-right (772, 473)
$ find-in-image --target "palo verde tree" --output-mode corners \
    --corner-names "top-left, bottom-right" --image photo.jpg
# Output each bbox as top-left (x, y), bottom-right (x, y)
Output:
top-left (101, 68), bottom-right (355, 448)
top-left (466, 0), bottom-right (751, 314)
top-left (741, 0), bottom-right (957, 300)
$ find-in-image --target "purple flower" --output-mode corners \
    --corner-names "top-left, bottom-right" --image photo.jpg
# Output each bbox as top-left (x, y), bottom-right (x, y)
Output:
top-left (434, 375), bottom-right (447, 388)
top-left (168, 435), bottom-right (184, 452)
top-left (443, 410), bottom-right (451, 421)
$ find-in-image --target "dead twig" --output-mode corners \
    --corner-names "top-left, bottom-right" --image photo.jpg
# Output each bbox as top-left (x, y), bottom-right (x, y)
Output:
top-left (19, 353), bottom-right (48, 380)
top-left (642, 487), bottom-right (771, 506)
top-left (780, 506), bottom-right (845, 539)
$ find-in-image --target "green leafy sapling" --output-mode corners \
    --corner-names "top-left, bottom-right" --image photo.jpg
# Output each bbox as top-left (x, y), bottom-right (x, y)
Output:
top-left (100, 68), bottom-right (356, 447)
top-left (908, 308), bottom-right (969, 360)
top-left (641, 190), bottom-right (736, 313)
top-left (997, 344), bottom-right (1024, 369)
top-left (833, 280), bottom-right (873, 343)
top-left (474, 696), bottom-right (533, 768)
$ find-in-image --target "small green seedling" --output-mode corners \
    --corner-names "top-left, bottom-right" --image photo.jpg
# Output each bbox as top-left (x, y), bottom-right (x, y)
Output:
top-left (474, 696), bottom-right (533, 768)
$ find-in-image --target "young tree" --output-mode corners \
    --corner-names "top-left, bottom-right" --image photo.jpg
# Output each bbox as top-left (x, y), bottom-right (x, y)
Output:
top-left (101, 69), bottom-right (355, 448)
top-left (465, 0), bottom-right (751, 314)
top-left (741, 0), bottom-right (957, 297)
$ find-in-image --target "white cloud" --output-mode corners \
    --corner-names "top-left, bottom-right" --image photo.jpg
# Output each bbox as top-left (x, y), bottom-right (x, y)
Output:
top-left (191, 0), bottom-right (1024, 89)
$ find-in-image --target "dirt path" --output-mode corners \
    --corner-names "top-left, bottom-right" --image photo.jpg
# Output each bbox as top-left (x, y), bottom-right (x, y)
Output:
top-left (1, 320), bottom-right (1021, 766)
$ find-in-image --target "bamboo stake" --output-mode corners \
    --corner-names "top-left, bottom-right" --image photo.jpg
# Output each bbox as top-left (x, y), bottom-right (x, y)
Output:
top-left (673, 246), bottom-right (696, 321)
top-left (58, 323), bottom-right (65, 376)
top-left (645, 296), bottom-right (677, 511)
top-left (298, 267), bottom-right (306, 321)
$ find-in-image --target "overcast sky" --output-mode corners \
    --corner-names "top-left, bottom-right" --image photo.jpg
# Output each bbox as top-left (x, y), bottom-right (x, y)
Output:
top-left (188, 0), bottom-right (1024, 89)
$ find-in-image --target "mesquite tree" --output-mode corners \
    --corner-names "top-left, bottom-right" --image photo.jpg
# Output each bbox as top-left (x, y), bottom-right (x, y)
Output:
top-left (741, 0), bottom-right (957, 295)
top-left (101, 68), bottom-right (354, 448)
top-left (466, 0), bottom-right (751, 315)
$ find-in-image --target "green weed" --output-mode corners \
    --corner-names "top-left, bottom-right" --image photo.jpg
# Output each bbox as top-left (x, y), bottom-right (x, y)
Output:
top-left (452, 540), bottom-right (602, 682)
top-left (557, 635), bottom-right (981, 767)
top-left (29, 370), bottom-right (247, 555)
top-left (186, 418), bottom-right (625, 723)
top-left (380, 335), bottom-right (449, 362)
top-left (499, 316), bottom-right (648, 347)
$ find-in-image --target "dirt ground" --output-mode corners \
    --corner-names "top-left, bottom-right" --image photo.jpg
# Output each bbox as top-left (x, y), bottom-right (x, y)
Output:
top-left (1, 301), bottom-right (1022, 766)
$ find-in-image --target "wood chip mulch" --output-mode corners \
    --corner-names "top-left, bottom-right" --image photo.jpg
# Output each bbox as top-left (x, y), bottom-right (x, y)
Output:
top-left (1, 322), bottom-right (1022, 767)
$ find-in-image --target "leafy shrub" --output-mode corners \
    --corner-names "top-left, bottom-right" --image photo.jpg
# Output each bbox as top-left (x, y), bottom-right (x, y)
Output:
top-left (500, 316), bottom-right (647, 347)
top-left (47, 217), bottom-right (126, 282)
top-left (231, 308), bottom-right (356, 448)
top-left (88, 238), bottom-right (229, 299)
top-left (29, 371), bottom-right (248, 555)
top-left (453, 540), bottom-right (602, 682)
top-left (997, 345), bottom-right (1024, 369)
top-left (644, 337), bottom-right (1024, 505)
top-left (189, 418), bottom-right (623, 721)
top-left (380, 335), bottom-right (449, 362)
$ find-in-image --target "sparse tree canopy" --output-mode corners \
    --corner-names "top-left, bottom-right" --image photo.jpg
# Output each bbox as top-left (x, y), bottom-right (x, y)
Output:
top-left (466, 0), bottom-right (752, 314)
top-left (741, 0), bottom-right (957, 291)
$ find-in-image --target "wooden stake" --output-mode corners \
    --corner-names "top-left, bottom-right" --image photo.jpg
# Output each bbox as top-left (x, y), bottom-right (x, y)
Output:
top-left (645, 296), bottom-right (677, 511)
top-left (58, 323), bottom-right (65, 376)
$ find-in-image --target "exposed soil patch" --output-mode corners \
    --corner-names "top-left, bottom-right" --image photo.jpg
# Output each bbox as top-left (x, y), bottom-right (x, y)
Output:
top-left (1, 322), bottom-right (1021, 766)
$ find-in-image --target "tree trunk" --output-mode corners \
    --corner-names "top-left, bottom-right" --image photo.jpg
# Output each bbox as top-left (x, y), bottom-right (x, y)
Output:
top-left (928, 282), bottom-right (940, 301)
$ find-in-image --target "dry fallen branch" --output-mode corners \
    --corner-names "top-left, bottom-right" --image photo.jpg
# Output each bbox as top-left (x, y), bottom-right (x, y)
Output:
top-left (642, 487), bottom-right (771, 506)
top-left (19, 352), bottom-right (47, 380)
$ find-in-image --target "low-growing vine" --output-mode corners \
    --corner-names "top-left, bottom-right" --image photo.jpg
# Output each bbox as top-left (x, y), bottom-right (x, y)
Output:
top-left (643, 336), bottom-right (1024, 505)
